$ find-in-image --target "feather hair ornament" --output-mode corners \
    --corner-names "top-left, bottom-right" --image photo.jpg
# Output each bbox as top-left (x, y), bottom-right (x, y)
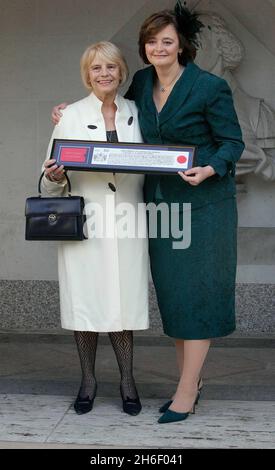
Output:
top-left (174, 1), bottom-right (204, 48)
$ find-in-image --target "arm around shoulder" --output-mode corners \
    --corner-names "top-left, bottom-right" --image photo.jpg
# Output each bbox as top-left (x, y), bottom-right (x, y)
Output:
top-left (124, 68), bottom-right (147, 101)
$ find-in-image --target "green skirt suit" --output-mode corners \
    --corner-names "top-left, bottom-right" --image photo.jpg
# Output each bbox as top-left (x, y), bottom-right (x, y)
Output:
top-left (126, 62), bottom-right (245, 339)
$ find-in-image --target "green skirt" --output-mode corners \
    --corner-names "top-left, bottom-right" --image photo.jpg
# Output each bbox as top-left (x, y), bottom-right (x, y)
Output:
top-left (149, 197), bottom-right (237, 339)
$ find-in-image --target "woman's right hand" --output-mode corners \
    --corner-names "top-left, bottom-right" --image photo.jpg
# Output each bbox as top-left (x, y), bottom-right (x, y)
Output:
top-left (44, 159), bottom-right (65, 182)
top-left (51, 102), bottom-right (68, 125)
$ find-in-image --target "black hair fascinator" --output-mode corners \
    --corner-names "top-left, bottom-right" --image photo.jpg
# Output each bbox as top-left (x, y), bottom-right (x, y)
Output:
top-left (174, 1), bottom-right (204, 48)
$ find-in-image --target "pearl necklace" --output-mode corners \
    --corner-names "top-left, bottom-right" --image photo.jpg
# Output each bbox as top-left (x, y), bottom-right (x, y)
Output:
top-left (159, 67), bottom-right (184, 93)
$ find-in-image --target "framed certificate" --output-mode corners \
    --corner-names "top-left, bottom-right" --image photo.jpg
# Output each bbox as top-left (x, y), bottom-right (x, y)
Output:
top-left (51, 139), bottom-right (196, 174)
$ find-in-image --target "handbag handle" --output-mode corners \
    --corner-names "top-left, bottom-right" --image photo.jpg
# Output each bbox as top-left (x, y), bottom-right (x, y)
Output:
top-left (38, 170), bottom-right (72, 197)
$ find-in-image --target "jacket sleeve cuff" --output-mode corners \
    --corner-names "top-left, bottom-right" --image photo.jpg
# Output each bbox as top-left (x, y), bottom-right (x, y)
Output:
top-left (209, 157), bottom-right (230, 178)
top-left (41, 175), bottom-right (67, 195)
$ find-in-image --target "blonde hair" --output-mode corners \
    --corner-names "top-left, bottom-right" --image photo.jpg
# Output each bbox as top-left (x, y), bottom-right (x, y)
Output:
top-left (80, 41), bottom-right (129, 91)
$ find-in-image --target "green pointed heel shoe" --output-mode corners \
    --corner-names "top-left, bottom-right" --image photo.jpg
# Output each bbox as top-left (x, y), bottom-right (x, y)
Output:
top-left (195, 377), bottom-right (203, 404)
top-left (158, 377), bottom-right (203, 413)
top-left (159, 399), bottom-right (173, 414)
top-left (158, 402), bottom-right (196, 424)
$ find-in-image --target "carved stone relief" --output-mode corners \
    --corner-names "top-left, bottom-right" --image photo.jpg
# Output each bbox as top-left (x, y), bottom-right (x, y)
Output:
top-left (195, 13), bottom-right (275, 181)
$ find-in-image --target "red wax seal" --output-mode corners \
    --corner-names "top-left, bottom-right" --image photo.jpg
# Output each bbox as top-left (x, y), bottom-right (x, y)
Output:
top-left (177, 155), bottom-right (187, 164)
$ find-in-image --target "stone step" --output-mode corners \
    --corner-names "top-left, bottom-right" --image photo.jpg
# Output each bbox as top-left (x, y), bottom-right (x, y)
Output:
top-left (0, 379), bottom-right (274, 401)
top-left (0, 332), bottom-right (274, 401)
top-left (1, 331), bottom-right (275, 347)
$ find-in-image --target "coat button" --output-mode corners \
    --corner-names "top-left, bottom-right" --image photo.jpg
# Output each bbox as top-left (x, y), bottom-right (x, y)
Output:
top-left (108, 182), bottom-right (116, 192)
top-left (87, 125), bottom-right (97, 129)
top-left (128, 116), bottom-right (133, 126)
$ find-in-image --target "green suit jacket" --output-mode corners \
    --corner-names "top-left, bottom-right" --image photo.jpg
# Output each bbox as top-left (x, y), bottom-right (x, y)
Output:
top-left (126, 62), bottom-right (245, 209)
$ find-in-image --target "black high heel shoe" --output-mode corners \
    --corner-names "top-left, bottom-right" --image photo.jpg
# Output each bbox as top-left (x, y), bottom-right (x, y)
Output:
top-left (74, 384), bottom-right (97, 415)
top-left (120, 386), bottom-right (142, 416)
top-left (159, 377), bottom-right (203, 413)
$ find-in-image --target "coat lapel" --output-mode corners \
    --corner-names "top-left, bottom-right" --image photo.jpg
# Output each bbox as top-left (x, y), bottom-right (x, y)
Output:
top-left (143, 62), bottom-right (202, 126)
top-left (79, 93), bottom-right (137, 143)
top-left (79, 93), bottom-right (106, 141)
top-left (159, 62), bottom-right (201, 125)
top-left (114, 95), bottom-right (136, 143)
top-left (76, 92), bottom-right (140, 185)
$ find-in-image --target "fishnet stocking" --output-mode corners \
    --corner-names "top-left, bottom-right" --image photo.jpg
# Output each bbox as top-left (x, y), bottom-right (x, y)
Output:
top-left (108, 330), bottom-right (138, 400)
top-left (74, 331), bottom-right (98, 399)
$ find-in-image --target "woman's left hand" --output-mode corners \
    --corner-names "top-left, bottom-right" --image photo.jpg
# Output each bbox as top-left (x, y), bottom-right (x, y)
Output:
top-left (178, 165), bottom-right (216, 186)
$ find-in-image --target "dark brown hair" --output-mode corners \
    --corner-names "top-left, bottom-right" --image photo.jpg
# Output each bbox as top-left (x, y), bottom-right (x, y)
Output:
top-left (138, 10), bottom-right (196, 66)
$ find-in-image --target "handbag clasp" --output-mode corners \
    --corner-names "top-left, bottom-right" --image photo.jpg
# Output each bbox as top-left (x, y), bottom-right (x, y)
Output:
top-left (48, 213), bottom-right (57, 223)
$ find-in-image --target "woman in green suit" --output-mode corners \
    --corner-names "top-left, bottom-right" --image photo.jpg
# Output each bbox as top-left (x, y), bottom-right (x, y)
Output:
top-left (125, 2), bottom-right (244, 424)
top-left (51, 2), bottom-right (245, 424)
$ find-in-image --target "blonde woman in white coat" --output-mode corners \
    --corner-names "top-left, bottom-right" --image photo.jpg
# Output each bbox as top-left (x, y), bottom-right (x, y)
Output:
top-left (42, 42), bottom-right (149, 416)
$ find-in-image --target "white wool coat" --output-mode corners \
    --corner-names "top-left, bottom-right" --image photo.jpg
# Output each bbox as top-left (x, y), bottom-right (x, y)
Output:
top-left (42, 93), bottom-right (149, 332)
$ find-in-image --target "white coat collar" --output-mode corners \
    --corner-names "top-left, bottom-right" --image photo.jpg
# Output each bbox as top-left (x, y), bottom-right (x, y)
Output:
top-left (86, 91), bottom-right (123, 114)
top-left (80, 92), bottom-right (136, 143)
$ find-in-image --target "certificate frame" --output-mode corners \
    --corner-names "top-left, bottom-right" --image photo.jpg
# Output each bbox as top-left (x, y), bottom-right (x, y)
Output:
top-left (51, 139), bottom-right (196, 174)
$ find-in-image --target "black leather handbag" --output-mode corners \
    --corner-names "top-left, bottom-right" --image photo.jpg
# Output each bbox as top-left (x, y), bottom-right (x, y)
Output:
top-left (25, 172), bottom-right (86, 241)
